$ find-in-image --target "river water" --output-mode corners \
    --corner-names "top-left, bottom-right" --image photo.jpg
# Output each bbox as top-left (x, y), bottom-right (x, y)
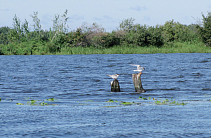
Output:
top-left (0, 53), bottom-right (211, 137)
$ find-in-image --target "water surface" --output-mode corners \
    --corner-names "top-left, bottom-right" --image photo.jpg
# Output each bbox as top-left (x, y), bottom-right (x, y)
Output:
top-left (0, 53), bottom-right (211, 137)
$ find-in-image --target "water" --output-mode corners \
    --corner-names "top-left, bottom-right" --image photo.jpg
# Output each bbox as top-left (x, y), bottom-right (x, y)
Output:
top-left (0, 53), bottom-right (211, 137)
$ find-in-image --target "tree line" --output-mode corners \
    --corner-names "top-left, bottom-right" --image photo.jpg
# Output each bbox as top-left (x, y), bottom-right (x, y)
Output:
top-left (0, 10), bottom-right (211, 55)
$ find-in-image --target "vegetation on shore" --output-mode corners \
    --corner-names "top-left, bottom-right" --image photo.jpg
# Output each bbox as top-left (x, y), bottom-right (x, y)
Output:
top-left (0, 10), bottom-right (211, 55)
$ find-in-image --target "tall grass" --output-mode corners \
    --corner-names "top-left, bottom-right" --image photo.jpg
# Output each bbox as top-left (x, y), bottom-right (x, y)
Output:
top-left (1, 41), bottom-right (211, 55)
top-left (57, 42), bottom-right (211, 55)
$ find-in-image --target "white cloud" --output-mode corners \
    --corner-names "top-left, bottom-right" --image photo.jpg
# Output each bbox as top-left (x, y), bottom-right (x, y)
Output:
top-left (92, 17), bottom-right (102, 21)
top-left (143, 16), bottom-right (150, 21)
top-left (103, 15), bottom-right (112, 20)
top-left (130, 6), bottom-right (147, 11)
top-left (69, 15), bottom-right (84, 20)
top-left (0, 9), bottom-right (9, 11)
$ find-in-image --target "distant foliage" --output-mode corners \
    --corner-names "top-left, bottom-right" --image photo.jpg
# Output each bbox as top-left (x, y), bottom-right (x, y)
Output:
top-left (0, 27), bottom-right (10, 44)
top-left (197, 12), bottom-right (211, 46)
top-left (0, 11), bottom-right (210, 55)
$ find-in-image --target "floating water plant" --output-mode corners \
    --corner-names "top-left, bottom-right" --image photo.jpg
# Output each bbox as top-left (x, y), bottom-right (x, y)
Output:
top-left (46, 98), bottom-right (55, 101)
top-left (15, 98), bottom-right (58, 106)
top-left (31, 100), bottom-right (36, 105)
top-left (106, 99), bottom-right (114, 102)
top-left (27, 100), bottom-right (42, 106)
top-left (106, 99), bottom-right (118, 102)
top-left (155, 99), bottom-right (187, 106)
top-left (103, 106), bottom-right (118, 108)
top-left (170, 101), bottom-right (176, 104)
top-left (16, 103), bottom-right (24, 105)
top-left (0, 98), bottom-right (1, 101)
top-left (85, 100), bottom-right (93, 102)
top-left (165, 99), bottom-right (169, 102)
top-left (120, 101), bottom-right (142, 105)
top-left (155, 101), bottom-right (162, 105)
top-left (176, 102), bottom-right (186, 106)
top-left (40, 102), bottom-right (48, 106)
top-left (139, 96), bottom-right (149, 100)
top-left (121, 102), bottom-right (134, 105)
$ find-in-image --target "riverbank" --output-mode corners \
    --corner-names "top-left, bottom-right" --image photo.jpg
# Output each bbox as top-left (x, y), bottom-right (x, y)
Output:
top-left (1, 42), bottom-right (210, 55)
top-left (56, 42), bottom-right (211, 55)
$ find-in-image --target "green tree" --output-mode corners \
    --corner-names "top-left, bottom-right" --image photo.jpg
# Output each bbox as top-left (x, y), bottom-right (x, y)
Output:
top-left (0, 27), bottom-right (10, 44)
top-left (8, 15), bottom-right (22, 42)
top-left (21, 19), bottom-right (30, 41)
top-left (161, 20), bottom-right (175, 43)
top-left (8, 15), bottom-right (30, 42)
top-left (30, 11), bottom-right (42, 40)
top-left (119, 18), bottom-right (135, 32)
top-left (30, 12), bottom-right (41, 33)
top-left (51, 9), bottom-right (69, 43)
top-left (161, 20), bottom-right (194, 44)
top-left (118, 21), bottom-right (163, 47)
top-left (197, 12), bottom-right (211, 46)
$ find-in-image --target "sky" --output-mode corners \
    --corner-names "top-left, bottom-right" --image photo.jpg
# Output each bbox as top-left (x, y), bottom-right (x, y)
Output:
top-left (1, 0), bottom-right (211, 32)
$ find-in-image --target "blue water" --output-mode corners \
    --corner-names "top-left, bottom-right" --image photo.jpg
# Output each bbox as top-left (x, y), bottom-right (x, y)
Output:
top-left (0, 53), bottom-right (211, 137)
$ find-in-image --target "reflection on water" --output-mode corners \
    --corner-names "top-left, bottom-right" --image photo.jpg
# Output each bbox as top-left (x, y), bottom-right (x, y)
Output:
top-left (0, 53), bottom-right (211, 137)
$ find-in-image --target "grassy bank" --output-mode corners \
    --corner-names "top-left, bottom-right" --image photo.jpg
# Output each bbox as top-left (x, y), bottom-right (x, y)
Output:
top-left (1, 42), bottom-right (210, 55)
top-left (55, 42), bottom-right (211, 55)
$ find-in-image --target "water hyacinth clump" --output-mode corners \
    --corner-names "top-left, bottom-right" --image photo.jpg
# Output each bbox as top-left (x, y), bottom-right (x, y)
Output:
top-left (46, 98), bottom-right (55, 101)
top-left (16, 103), bottom-right (24, 105)
top-left (15, 98), bottom-right (57, 106)
top-left (138, 96), bottom-right (187, 106)
top-left (155, 99), bottom-right (187, 106)
top-left (106, 99), bottom-right (118, 102)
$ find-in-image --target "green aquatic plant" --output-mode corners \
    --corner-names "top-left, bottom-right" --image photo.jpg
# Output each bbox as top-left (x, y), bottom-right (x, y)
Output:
top-left (46, 98), bottom-right (55, 101)
top-left (106, 99), bottom-right (118, 102)
top-left (0, 98), bottom-right (1, 101)
top-left (155, 100), bottom-right (168, 105)
top-left (30, 100), bottom-right (36, 105)
top-left (40, 102), bottom-right (48, 106)
top-left (16, 98), bottom-right (58, 106)
top-left (139, 96), bottom-right (148, 100)
top-left (107, 99), bottom-right (114, 102)
top-left (121, 102), bottom-right (134, 105)
top-left (27, 100), bottom-right (37, 105)
top-left (169, 101), bottom-right (176, 104)
top-left (176, 102), bottom-right (186, 106)
top-left (165, 99), bottom-right (169, 102)
top-left (120, 101), bottom-right (141, 105)
top-left (162, 100), bottom-right (168, 105)
top-left (16, 103), bottom-right (24, 105)
top-left (79, 103), bottom-right (89, 105)
top-left (85, 100), bottom-right (93, 102)
top-left (155, 101), bottom-right (162, 105)
top-left (103, 106), bottom-right (118, 108)
top-left (139, 96), bottom-right (154, 100)
top-left (155, 99), bottom-right (187, 106)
